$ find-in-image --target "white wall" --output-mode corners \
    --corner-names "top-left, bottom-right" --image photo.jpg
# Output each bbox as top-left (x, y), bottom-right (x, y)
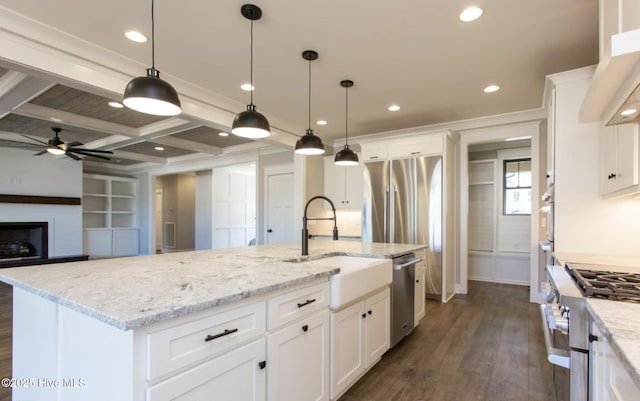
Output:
top-left (553, 69), bottom-right (640, 256)
top-left (194, 170), bottom-right (213, 250)
top-left (0, 148), bottom-right (82, 257)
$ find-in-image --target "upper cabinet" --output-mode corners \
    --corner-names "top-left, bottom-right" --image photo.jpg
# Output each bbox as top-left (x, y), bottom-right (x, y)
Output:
top-left (323, 156), bottom-right (363, 210)
top-left (600, 123), bottom-right (640, 197)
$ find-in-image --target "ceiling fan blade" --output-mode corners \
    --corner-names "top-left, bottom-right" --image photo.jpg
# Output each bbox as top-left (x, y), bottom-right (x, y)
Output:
top-left (0, 138), bottom-right (42, 148)
top-left (67, 148), bottom-right (114, 155)
top-left (65, 141), bottom-right (84, 148)
top-left (19, 134), bottom-right (50, 146)
top-left (33, 150), bottom-right (47, 156)
top-left (65, 151), bottom-right (82, 161)
top-left (83, 153), bottom-right (111, 161)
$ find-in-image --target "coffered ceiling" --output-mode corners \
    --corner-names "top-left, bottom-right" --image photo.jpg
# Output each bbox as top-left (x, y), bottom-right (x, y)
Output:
top-left (0, 0), bottom-right (598, 169)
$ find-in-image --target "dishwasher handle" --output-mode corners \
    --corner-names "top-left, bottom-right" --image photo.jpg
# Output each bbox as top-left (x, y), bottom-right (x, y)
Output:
top-left (393, 258), bottom-right (422, 271)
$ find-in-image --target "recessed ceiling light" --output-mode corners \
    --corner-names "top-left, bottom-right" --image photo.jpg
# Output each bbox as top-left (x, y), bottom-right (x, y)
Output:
top-left (484, 84), bottom-right (500, 93)
top-left (460, 6), bottom-right (483, 22)
top-left (108, 101), bottom-right (124, 108)
top-left (218, 132), bottom-right (229, 137)
top-left (621, 108), bottom-right (637, 116)
top-left (154, 146), bottom-right (164, 151)
top-left (241, 83), bottom-right (255, 91)
top-left (50, 117), bottom-right (63, 123)
top-left (317, 120), bottom-right (327, 125)
top-left (125, 30), bottom-right (147, 43)
top-left (388, 105), bottom-right (400, 111)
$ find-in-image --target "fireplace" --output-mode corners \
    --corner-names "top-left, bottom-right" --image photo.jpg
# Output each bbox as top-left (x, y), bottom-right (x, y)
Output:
top-left (0, 222), bottom-right (48, 263)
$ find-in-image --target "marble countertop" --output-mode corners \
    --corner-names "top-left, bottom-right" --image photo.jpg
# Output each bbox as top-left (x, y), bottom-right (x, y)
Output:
top-left (587, 299), bottom-right (640, 388)
top-left (0, 240), bottom-right (424, 330)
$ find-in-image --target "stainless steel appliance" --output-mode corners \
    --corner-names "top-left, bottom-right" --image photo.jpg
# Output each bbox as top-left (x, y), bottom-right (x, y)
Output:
top-left (362, 156), bottom-right (443, 298)
top-left (543, 262), bottom-right (640, 401)
top-left (390, 252), bottom-right (421, 347)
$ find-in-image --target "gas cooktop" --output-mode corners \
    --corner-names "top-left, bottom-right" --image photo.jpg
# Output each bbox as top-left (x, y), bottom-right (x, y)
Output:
top-left (565, 263), bottom-right (640, 302)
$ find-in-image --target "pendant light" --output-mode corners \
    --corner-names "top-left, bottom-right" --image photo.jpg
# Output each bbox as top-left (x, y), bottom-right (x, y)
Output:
top-left (295, 50), bottom-right (325, 155)
top-left (123, 0), bottom-right (182, 116)
top-left (232, 4), bottom-right (271, 139)
top-left (334, 80), bottom-right (359, 166)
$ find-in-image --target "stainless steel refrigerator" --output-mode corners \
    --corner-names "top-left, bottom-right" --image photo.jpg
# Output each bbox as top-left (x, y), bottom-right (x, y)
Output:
top-left (362, 156), bottom-right (443, 298)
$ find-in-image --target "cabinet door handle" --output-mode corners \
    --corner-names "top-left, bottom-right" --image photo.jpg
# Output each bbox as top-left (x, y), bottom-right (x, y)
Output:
top-left (204, 328), bottom-right (238, 342)
top-left (297, 299), bottom-right (316, 308)
top-left (608, 173), bottom-right (617, 180)
top-left (367, 310), bottom-right (372, 315)
top-left (589, 333), bottom-right (599, 343)
top-left (258, 361), bottom-right (267, 370)
top-left (410, 151), bottom-right (420, 155)
top-left (267, 229), bottom-right (273, 233)
top-left (361, 313), bottom-right (367, 318)
top-left (302, 324), bottom-right (309, 332)
top-left (370, 156), bottom-right (379, 160)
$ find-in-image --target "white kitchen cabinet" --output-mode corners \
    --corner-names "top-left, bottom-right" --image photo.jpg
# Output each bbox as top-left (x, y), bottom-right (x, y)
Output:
top-left (323, 156), bottom-right (363, 210)
top-left (267, 309), bottom-right (330, 401)
top-left (330, 287), bottom-right (390, 400)
top-left (83, 228), bottom-right (139, 258)
top-left (147, 338), bottom-right (266, 401)
top-left (600, 123), bottom-right (639, 197)
top-left (414, 262), bottom-right (426, 325)
top-left (590, 320), bottom-right (640, 401)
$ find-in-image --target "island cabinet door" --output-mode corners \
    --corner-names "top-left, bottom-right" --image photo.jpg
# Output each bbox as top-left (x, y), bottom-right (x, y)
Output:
top-left (146, 338), bottom-right (266, 401)
top-left (364, 288), bottom-right (391, 367)
top-left (266, 309), bottom-right (330, 401)
top-left (330, 301), bottom-right (366, 399)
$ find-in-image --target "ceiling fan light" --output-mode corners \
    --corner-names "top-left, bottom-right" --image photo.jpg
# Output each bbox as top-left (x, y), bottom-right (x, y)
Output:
top-left (46, 147), bottom-right (65, 156)
top-left (123, 68), bottom-right (182, 116)
top-left (334, 145), bottom-right (359, 166)
top-left (232, 104), bottom-right (271, 138)
top-left (295, 129), bottom-right (325, 155)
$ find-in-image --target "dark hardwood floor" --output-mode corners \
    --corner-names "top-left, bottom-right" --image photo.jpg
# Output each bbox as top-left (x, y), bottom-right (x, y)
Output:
top-left (341, 281), bottom-right (567, 401)
top-left (0, 281), bottom-right (565, 401)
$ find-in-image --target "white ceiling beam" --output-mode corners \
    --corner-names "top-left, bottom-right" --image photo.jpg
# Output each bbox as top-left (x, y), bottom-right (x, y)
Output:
top-left (0, 74), bottom-right (53, 118)
top-left (150, 136), bottom-right (223, 155)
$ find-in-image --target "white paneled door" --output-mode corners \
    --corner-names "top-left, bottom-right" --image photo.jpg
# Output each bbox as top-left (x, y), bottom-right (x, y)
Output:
top-left (266, 173), bottom-right (295, 244)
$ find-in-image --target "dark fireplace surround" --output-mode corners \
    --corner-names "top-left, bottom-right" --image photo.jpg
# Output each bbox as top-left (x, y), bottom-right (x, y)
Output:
top-left (0, 222), bottom-right (48, 263)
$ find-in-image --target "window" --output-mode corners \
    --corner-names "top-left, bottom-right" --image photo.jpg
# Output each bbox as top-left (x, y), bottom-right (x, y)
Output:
top-left (503, 158), bottom-right (531, 215)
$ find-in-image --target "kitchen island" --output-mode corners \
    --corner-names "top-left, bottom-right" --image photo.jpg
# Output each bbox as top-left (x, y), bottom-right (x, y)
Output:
top-left (0, 240), bottom-right (425, 401)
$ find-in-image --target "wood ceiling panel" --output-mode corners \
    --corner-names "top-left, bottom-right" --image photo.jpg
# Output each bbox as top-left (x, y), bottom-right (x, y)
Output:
top-left (171, 126), bottom-right (252, 147)
top-left (0, 114), bottom-right (110, 143)
top-left (86, 157), bottom-right (141, 166)
top-left (30, 84), bottom-right (166, 128)
top-left (116, 141), bottom-right (193, 158)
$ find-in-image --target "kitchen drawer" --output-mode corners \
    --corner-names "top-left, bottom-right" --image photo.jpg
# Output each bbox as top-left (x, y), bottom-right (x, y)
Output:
top-left (146, 300), bottom-right (266, 380)
top-left (267, 282), bottom-right (329, 330)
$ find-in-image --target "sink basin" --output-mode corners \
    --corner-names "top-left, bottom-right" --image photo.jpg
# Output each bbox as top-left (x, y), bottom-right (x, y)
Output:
top-left (301, 256), bottom-right (392, 310)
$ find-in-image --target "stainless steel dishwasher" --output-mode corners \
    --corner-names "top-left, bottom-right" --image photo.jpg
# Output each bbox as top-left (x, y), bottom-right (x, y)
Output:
top-left (390, 252), bottom-right (422, 347)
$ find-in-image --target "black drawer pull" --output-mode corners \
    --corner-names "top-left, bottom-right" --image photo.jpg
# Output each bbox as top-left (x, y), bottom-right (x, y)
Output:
top-left (410, 151), bottom-right (420, 155)
top-left (302, 325), bottom-right (309, 332)
top-left (297, 299), bottom-right (316, 308)
top-left (258, 360), bottom-right (267, 370)
top-left (205, 328), bottom-right (238, 342)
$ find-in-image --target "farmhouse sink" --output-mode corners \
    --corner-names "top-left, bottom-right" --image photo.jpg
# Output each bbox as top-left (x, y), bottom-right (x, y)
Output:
top-left (300, 256), bottom-right (392, 310)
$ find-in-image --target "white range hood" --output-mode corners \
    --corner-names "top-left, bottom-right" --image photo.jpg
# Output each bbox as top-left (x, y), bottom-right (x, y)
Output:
top-left (580, 28), bottom-right (640, 125)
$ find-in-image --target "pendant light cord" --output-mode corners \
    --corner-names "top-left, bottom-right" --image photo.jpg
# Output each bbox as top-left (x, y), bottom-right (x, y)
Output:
top-left (345, 85), bottom-right (349, 145)
top-left (150, 0), bottom-right (155, 69)
top-left (308, 58), bottom-right (312, 130)
top-left (250, 19), bottom-right (254, 105)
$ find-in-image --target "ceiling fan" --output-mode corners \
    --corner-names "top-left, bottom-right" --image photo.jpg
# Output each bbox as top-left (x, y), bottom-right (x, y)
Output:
top-left (20, 127), bottom-right (114, 161)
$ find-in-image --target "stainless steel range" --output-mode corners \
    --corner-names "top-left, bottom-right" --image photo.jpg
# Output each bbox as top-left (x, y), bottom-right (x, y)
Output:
top-left (543, 262), bottom-right (640, 401)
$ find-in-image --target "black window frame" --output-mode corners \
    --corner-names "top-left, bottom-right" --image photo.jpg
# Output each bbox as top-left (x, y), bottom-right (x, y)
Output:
top-left (503, 157), bottom-right (532, 216)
